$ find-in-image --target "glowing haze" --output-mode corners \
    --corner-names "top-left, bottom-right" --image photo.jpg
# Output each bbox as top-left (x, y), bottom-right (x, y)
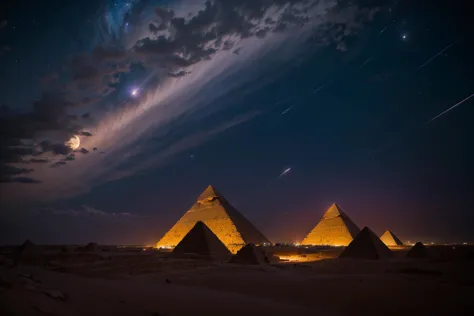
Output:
top-left (0, 0), bottom-right (379, 203)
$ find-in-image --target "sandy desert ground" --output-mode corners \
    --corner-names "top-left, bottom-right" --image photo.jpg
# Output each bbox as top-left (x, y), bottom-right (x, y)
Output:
top-left (1, 245), bottom-right (473, 316)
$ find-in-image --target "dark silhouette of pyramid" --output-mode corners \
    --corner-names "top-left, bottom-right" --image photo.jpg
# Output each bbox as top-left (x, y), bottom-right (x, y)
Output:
top-left (380, 230), bottom-right (404, 246)
top-left (301, 203), bottom-right (361, 246)
top-left (406, 242), bottom-right (430, 259)
top-left (230, 244), bottom-right (270, 265)
top-left (82, 242), bottom-right (101, 253)
top-left (172, 221), bottom-right (231, 259)
top-left (339, 227), bottom-right (393, 259)
top-left (157, 185), bottom-right (270, 253)
top-left (18, 239), bottom-right (39, 256)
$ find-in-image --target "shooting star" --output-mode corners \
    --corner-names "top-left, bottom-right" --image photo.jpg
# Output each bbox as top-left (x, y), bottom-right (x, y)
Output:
top-left (277, 167), bottom-right (292, 179)
top-left (359, 56), bottom-right (374, 68)
top-left (416, 42), bottom-right (455, 71)
top-left (428, 92), bottom-right (474, 123)
top-left (379, 25), bottom-right (388, 35)
top-left (311, 84), bottom-right (326, 94)
top-left (281, 104), bottom-right (296, 115)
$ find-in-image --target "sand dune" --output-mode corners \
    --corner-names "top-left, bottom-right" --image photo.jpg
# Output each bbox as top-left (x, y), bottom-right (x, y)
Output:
top-left (1, 246), bottom-right (474, 316)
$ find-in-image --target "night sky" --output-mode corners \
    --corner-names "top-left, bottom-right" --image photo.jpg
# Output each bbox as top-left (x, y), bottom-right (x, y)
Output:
top-left (1, 0), bottom-right (473, 246)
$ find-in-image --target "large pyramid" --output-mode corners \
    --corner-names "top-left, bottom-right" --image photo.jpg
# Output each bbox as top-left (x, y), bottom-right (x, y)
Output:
top-left (156, 185), bottom-right (270, 253)
top-left (172, 221), bottom-right (231, 259)
top-left (301, 203), bottom-right (361, 246)
top-left (380, 230), bottom-right (404, 246)
top-left (339, 227), bottom-right (393, 259)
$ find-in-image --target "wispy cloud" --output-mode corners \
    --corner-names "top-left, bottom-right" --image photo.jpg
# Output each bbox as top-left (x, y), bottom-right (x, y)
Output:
top-left (39, 205), bottom-right (148, 219)
top-left (0, 0), bottom-right (380, 204)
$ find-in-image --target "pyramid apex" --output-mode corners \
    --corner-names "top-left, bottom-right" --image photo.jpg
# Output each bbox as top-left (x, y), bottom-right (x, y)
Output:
top-left (301, 203), bottom-right (360, 246)
top-left (197, 185), bottom-right (227, 203)
top-left (323, 203), bottom-right (344, 219)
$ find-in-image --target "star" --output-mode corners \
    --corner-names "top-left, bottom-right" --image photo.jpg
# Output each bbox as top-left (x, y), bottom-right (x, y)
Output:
top-left (401, 34), bottom-right (408, 40)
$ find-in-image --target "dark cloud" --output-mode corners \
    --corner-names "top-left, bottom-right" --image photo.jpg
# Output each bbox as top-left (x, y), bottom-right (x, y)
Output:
top-left (233, 47), bottom-right (242, 55)
top-left (79, 148), bottom-right (89, 154)
top-left (1, 176), bottom-right (41, 184)
top-left (78, 131), bottom-right (93, 137)
top-left (28, 158), bottom-right (49, 163)
top-left (167, 70), bottom-right (190, 78)
top-left (154, 7), bottom-right (175, 22)
top-left (39, 205), bottom-right (148, 219)
top-left (0, 90), bottom-right (84, 182)
top-left (50, 161), bottom-right (67, 168)
top-left (255, 28), bottom-right (270, 38)
top-left (0, 165), bottom-right (33, 176)
top-left (149, 22), bottom-right (167, 33)
top-left (39, 141), bottom-right (72, 155)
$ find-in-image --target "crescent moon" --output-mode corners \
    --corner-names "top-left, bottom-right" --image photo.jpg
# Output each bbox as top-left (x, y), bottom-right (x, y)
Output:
top-left (65, 135), bottom-right (81, 150)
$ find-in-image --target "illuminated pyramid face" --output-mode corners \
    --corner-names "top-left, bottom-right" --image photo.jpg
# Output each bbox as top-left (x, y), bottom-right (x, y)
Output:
top-left (156, 185), bottom-right (270, 254)
top-left (301, 203), bottom-right (361, 246)
top-left (380, 230), bottom-right (404, 246)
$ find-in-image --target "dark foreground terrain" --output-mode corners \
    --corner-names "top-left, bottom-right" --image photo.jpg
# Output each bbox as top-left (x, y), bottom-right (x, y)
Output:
top-left (1, 244), bottom-right (473, 316)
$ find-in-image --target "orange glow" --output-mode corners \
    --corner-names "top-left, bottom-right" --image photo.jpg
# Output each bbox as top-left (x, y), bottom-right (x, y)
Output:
top-left (277, 254), bottom-right (322, 263)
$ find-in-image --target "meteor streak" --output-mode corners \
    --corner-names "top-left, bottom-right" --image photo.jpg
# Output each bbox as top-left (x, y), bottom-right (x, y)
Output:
top-left (359, 56), bottom-right (373, 68)
top-left (277, 167), bottom-right (292, 179)
top-left (416, 42), bottom-right (455, 71)
top-left (428, 92), bottom-right (474, 122)
top-left (311, 84), bottom-right (326, 94)
top-left (281, 104), bottom-right (296, 115)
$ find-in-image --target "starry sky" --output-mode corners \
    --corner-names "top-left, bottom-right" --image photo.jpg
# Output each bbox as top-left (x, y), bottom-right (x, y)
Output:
top-left (1, 0), bottom-right (473, 245)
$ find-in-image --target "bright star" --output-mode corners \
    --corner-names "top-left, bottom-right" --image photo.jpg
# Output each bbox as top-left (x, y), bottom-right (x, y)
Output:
top-left (131, 88), bottom-right (138, 96)
top-left (401, 34), bottom-right (408, 40)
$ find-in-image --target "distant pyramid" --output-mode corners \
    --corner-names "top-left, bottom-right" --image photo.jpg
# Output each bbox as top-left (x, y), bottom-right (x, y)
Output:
top-left (380, 230), bottom-right (404, 246)
top-left (301, 203), bottom-right (361, 246)
top-left (18, 239), bottom-right (39, 256)
top-left (81, 242), bottom-right (101, 253)
top-left (172, 221), bottom-right (231, 259)
top-left (406, 242), bottom-right (430, 259)
top-left (230, 244), bottom-right (270, 265)
top-left (339, 227), bottom-right (393, 259)
top-left (157, 185), bottom-right (270, 253)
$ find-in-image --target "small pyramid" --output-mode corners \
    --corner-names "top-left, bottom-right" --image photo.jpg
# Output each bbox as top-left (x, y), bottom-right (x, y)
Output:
top-left (18, 239), bottom-right (39, 256)
top-left (339, 227), bottom-right (393, 259)
top-left (82, 242), bottom-right (101, 253)
top-left (230, 244), bottom-right (270, 265)
top-left (19, 239), bottom-right (34, 250)
top-left (406, 242), bottom-right (429, 259)
top-left (380, 230), bottom-right (404, 246)
top-left (157, 185), bottom-right (270, 253)
top-left (172, 221), bottom-right (232, 259)
top-left (301, 203), bottom-right (361, 246)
